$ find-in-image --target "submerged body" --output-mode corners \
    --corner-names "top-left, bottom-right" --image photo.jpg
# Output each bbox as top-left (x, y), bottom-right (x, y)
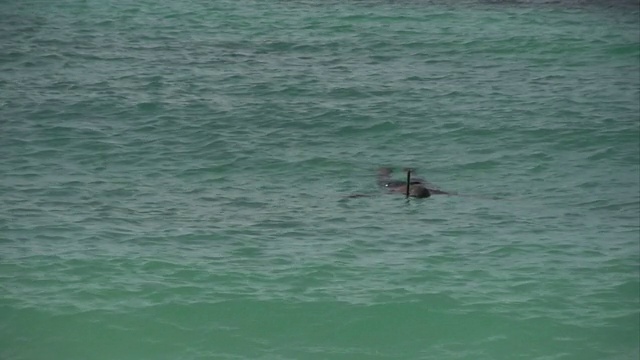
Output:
top-left (347, 167), bottom-right (450, 199)
top-left (377, 167), bottom-right (449, 198)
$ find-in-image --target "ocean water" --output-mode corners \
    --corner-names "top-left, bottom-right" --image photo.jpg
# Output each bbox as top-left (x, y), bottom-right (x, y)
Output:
top-left (1, 0), bottom-right (639, 359)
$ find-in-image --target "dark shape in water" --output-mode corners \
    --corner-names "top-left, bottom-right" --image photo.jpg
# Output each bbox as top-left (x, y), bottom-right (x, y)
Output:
top-left (378, 167), bottom-right (451, 198)
top-left (347, 167), bottom-right (450, 199)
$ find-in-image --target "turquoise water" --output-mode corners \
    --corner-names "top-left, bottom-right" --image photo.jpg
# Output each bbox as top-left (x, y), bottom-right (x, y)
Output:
top-left (1, 0), bottom-right (639, 359)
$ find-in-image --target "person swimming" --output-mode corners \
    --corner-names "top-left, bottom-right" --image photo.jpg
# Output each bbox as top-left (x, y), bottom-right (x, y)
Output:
top-left (377, 167), bottom-right (449, 198)
top-left (346, 167), bottom-right (449, 199)
top-left (377, 167), bottom-right (430, 198)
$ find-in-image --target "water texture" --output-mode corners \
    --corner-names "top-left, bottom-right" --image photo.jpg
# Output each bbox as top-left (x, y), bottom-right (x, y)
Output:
top-left (1, 0), bottom-right (639, 359)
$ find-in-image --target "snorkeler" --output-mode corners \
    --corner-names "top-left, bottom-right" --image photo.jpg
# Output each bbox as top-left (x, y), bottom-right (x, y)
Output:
top-left (377, 167), bottom-right (450, 198)
top-left (347, 167), bottom-right (450, 199)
